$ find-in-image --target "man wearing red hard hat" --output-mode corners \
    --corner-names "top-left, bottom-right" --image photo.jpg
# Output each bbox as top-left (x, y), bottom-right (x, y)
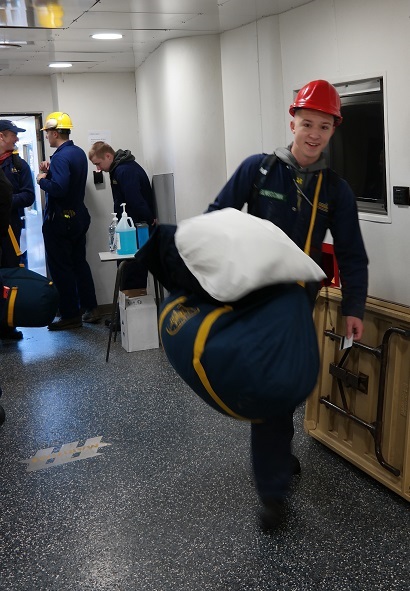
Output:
top-left (207, 79), bottom-right (368, 530)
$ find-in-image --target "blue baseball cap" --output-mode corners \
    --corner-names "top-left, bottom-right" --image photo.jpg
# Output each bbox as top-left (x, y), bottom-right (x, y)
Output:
top-left (0, 119), bottom-right (26, 133)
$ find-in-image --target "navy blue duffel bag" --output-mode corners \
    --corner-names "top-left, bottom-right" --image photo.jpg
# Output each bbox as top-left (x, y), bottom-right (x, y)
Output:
top-left (159, 283), bottom-right (320, 421)
top-left (0, 267), bottom-right (59, 328)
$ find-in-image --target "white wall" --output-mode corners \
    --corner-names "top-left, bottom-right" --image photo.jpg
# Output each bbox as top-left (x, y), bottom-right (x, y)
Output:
top-left (278, 0), bottom-right (410, 304)
top-left (136, 35), bottom-right (227, 222)
top-left (220, 16), bottom-right (285, 176)
top-left (0, 76), bottom-right (54, 118)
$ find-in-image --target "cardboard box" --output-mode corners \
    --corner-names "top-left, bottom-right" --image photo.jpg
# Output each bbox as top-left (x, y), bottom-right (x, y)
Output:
top-left (119, 293), bottom-right (159, 352)
top-left (118, 288), bottom-right (147, 309)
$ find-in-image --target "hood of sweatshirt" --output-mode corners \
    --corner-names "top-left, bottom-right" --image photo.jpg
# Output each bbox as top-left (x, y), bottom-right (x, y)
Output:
top-left (110, 149), bottom-right (135, 173)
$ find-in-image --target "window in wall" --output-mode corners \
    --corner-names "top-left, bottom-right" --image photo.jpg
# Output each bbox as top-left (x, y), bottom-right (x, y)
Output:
top-left (325, 78), bottom-right (387, 215)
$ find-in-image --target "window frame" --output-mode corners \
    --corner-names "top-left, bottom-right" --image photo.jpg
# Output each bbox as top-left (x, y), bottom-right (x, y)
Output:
top-left (328, 76), bottom-right (391, 223)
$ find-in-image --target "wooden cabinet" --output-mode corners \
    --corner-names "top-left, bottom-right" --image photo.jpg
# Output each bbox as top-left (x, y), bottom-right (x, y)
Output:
top-left (305, 287), bottom-right (410, 501)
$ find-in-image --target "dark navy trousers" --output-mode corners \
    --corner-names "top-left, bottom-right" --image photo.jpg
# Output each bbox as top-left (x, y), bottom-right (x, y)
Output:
top-left (42, 212), bottom-right (97, 319)
top-left (250, 290), bottom-right (317, 503)
top-left (251, 410), bottom-right (295, 503)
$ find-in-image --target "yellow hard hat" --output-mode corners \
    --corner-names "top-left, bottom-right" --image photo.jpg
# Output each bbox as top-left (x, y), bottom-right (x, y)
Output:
top-left (41, 112), bottom-right (73, 131)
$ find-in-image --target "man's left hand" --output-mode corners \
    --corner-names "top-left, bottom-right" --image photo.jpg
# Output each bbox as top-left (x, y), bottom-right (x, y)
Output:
top-left (36, 173), bottom-right (47, 184)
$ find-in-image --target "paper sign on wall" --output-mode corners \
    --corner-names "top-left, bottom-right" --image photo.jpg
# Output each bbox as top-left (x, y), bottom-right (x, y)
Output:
top-left (88, 130), bottom-right (111, 145)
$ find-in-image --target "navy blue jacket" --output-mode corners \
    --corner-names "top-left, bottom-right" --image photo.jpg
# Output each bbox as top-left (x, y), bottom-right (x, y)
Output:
top-left (109, 160), bottom-right (155, 226)
top-left (207, 153), bottom-right (368, 319)
top-left (1, 154), bottom-right (35, 231)
top-left (0, 167), bottom-right (12, 237)
top-left (39, 140), bottom-right (89, 220)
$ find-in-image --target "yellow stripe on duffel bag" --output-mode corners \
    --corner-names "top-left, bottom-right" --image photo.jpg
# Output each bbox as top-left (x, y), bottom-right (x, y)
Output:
top-left (7, 286), bottom-right (18, 327)
top-left (192, 305), bottom-right (254, 421)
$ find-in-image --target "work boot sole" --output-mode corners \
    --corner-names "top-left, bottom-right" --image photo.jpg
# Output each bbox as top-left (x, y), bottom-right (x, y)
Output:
top-left (48, 318), bottom-right (83, 331)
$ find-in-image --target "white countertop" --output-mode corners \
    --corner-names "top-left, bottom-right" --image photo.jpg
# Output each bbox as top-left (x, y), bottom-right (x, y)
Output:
top-left (99, 251), bottom-right (137, 262)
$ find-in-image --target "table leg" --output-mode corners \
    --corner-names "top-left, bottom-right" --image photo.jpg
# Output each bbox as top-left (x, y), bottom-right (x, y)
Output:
top-left (106, 260), bottom-right (128, 362)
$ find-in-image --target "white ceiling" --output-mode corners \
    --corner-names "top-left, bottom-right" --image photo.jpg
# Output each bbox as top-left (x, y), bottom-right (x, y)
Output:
top-left (0, 0), bottom-right (314, 76)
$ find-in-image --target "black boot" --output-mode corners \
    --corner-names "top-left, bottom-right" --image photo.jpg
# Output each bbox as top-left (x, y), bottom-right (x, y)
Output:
top-left (0, 326), bottom-right (23, 340)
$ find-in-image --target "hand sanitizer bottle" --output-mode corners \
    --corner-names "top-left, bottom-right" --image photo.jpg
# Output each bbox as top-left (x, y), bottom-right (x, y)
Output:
top-left (115, 203), bottom-right (137, 255)
top-left (108, 213), bottom-right (118, 251)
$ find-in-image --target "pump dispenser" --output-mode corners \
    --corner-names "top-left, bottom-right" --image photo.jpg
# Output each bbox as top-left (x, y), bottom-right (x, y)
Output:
top-left (115, 203), bottom-right (137, 255)
top-left (108, 213), bottom-right (118, 251)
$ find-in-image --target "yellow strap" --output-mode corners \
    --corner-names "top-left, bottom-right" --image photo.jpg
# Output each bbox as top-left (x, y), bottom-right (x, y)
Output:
top-left (7, 286), bottom-right (17, 327)
top-left (192, 305), bottom-right (257, 421)
top-left (298, 171), bottom-right (323, 288)
top-left (8, 225), bottom-right (22, 257)
top-left (160, 296), bottom-right (246, 418)
top-left (161, 296), bottom-right (264, 422)
top-left (304, 171), bottom-right (322, 255)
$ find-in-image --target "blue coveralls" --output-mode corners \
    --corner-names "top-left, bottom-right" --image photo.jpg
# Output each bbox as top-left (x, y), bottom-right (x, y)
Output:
top-left (0, 167), bottom-right (12, 271)
top-left (110, 157), bottom-right (155, 289)
top-left (207, 152), bottom-right (368, 504)
top-left (0, 154), bottom-right (35, 267)
top-left (40, 141), bottom-right (98, 319)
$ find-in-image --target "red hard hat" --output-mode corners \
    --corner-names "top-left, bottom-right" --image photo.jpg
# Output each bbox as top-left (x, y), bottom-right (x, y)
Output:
top-left (289, 79), bottom-right (342, 126)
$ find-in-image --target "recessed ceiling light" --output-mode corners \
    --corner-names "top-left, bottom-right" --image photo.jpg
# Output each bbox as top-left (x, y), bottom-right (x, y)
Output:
top-left (49, 62), bottom-right (72, 68)
top-left (91, 33), bottom-right (123, 40)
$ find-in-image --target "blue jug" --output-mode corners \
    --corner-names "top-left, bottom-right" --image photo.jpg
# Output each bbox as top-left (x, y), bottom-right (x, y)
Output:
top-left (137, 222), bottom-right (149, 248)
top-left (115, 203), bottom-right (137, 255)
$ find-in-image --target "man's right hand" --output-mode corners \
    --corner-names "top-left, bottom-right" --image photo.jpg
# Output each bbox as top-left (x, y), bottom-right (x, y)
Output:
top-left (39, 161), bottom-right (50, 173)
top-left (345, 316), bottom-right (364, 341)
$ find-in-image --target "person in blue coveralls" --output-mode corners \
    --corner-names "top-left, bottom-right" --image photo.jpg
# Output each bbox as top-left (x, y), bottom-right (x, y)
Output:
top-left (88, 141), bottom-right (156, 293)
top-left (0, 167), bottom-right (12, 237)
top-left (0, 119), bottom-right (35, 340)
top-left (0, 169), bottom-right (13, 343)
top-left (37, 112), bottom-right (100, 331)
top-left (206, 80), bottom-right (369, 530)
top-left (0, 169), bottom-right (12, 417)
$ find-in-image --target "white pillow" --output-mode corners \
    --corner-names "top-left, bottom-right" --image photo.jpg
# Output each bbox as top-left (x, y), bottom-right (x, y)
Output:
top-left (174, 208), bottom-right (326, 302)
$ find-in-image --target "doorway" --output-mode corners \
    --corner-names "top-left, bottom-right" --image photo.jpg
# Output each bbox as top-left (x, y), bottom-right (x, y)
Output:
top-left (0, 113), bottom-right (46, 276)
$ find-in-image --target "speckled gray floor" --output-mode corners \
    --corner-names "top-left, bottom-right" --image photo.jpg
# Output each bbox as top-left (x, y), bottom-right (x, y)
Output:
top-left (0, 320), bottom-right (409, 591)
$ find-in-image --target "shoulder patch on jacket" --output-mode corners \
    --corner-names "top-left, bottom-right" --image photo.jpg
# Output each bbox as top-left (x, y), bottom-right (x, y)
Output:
top-left (11, 152), bottom-right (23, 174)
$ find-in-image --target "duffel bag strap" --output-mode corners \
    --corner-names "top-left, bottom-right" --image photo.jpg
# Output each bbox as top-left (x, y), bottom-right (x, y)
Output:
top-left (192, 305), bottom-right (256, 422)
top-left (6, 286), bottom-right (17, 327)
top-left (8, 225), bottom-right (22, 257)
